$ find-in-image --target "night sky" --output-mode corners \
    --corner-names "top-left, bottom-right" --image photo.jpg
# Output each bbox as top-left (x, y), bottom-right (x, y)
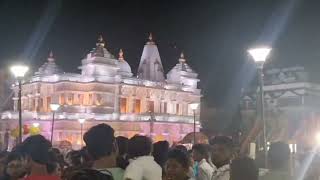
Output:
top-left (0, 0), bottom-right (320, 108)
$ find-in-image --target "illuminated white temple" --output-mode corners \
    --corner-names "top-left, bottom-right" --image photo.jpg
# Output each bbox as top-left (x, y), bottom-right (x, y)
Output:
top-left (1, 34), bottom-right (201, 148)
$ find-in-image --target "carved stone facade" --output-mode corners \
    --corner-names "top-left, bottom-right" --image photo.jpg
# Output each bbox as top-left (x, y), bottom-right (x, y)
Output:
top-left (241, 66), bottom-right (320, 149)
top-left (1, 35), bottom-right (201, 148)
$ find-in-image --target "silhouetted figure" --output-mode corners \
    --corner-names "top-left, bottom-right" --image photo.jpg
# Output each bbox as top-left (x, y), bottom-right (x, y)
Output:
top-left (116, 136), bottom-right (129, 170)
top-left (259, 142), bottom-right (291, 180)
top-left (153, 141), bottom-right (169, 168)
top-left (18, 135), bottom-right (61, 180)
top-left (230, 156), bottom-right (258, 180)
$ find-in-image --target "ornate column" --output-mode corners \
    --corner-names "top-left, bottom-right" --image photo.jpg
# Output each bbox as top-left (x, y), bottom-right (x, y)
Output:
top-left (13, 97), bottom-right (18, 112)
top-left (28, 96), bottom-right (32, 111)
top-left (35, 96), bottom-right (39, 112)
top-left (43, 96), bottom-right (47, 112)
top-left (114, 85), bottom-right (120, 114)
top-left (128, 97), bottom-right (134, 113)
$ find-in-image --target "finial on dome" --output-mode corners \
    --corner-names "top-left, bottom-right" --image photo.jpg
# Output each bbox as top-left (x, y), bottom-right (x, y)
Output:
top-left (180, 52), bottom-right (185, 59)
top-left (179, 52), bottom-right (186, 63)
top-left (96, 35), bottom-right (105, 47)
top-left (47, 50), bottom-right (55, 62)
top-left (119, 49), bottom-right (124, 60)
top-left (146, 32), bottom-right (155, 45)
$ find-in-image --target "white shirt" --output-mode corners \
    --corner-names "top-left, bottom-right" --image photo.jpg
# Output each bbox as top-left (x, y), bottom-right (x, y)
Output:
top-left (211, 164), bottom-right (230, 180)
top-left (124, 155), bottom-right (162, 180)
top-left (197, 159), bottom-right (214, 180)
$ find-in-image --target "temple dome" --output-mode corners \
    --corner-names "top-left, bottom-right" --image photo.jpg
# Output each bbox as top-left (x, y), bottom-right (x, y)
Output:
top-left (117, 49), bottom-right (132, 77)
top-left (167, 52), bottom-right (195, 76)
top-left (35, 51), bottom-right (63, 76)
top-left (80, 35), bottom-right (120, 77)
top-left (88, 35), bottom-right (115, 58)
top-left (167, 52), bottom-right (199, 88)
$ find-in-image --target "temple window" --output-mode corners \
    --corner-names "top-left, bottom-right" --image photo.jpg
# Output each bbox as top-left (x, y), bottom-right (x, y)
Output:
top-left (176, 103), bottom-right (180, 115)
top-left (32, 99), bottom-right (35, 111)
top-left (37, 98), bottom-right (41, 112)
top-left (78, 94), bottom-right (84, 105)
top-left (161, 102), bottom-right (167, 113)
top-left (134, 99), bottom-right (141, 113)
top-left (147, 101), bottom-right (154, 112)
top-left (67, 94), bottom-right (73, 105)
top-left (120, 98), bottom-right (127, 113)
top-left (39, 98), bottom-right (44, 112)
top-left (60, 94), bottom-right (65, 105)
top-left (95, 94), bottom-right (102, 106)
top-left (47, 97), bottom-right (51, 112)
top-left (74, 94), bottom-right (80, 105)
top-left (88, 94), bottom-right (93, 105)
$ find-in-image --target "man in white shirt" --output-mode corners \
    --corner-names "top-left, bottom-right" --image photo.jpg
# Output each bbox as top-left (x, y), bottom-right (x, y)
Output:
top-left (124, 135), bottom-right (162, 180)
top-left (192, 144), bottom-right (214, 180)
top-left (210, 136), bottom-right (233, 180)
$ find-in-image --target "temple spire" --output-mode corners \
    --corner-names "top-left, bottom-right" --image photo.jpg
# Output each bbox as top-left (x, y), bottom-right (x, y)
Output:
top-left (96, 35), bottom-right (105, 47)
top-left (179, 52), bottom-right (186, 63)
top-left (146, 32), bottom-right (155, 45)
top-left (47, 50), bottom-right (55, 62)
top-left (138, 32), bottom-right (165, 82)
top-left (118, 49), bottom-right (124, 60)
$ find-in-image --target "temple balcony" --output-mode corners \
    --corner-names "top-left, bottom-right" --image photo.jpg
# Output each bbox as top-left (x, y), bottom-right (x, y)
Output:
top-left (1, 111), bottom-right (199, 124)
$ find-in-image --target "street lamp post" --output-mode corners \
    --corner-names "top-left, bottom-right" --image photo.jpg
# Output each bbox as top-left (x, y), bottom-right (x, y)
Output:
top-left (190, 103), bottom-right (199, 144)
top-left (248, 47), bottom-right (271, 168)
top-left (50, 103), bottom-right (60, 144)
top-left (78, 118), bottom-right (86, 147)
top-left (10, 65), bottom-right (29, 143)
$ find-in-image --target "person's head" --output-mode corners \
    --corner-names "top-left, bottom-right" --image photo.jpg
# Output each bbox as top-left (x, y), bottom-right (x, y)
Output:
top-left (127, 135), bottom-right (152, 159)
top-left (5, 151), bottom-right (29, 179)
top-left (116, 136), bottom-right (128, 157)
top-left (66, 150), bottom-right (82, 167)
top-left (209, 136), bottom-right (233, 167)
top-left (174, 145), bottom-right (188, 154)
top-left (192, 144), bottom-right (209, 162)
top-left (153, 141), bottom-right (169, 167)
top-left (230, 156), bottom-right (258, 180)
top-left (46, 150), bottom-right (62, 176)
top-left (83, 124), bottom-right (116, 160)
top-left (67, 169), bottom-right (113, 180)
top-left (51, 148), bottom-right (67, 169)
top-left (268, 142), bottom-right (290, 170)
top-left (19, 135), bottom-right (52, 165)
top-left (165, 149), bottom-right (190, 180)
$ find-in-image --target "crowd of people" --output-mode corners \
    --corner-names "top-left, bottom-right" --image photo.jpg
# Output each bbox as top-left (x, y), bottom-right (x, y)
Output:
top-left (0, 123), bottom-right (299, 180)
